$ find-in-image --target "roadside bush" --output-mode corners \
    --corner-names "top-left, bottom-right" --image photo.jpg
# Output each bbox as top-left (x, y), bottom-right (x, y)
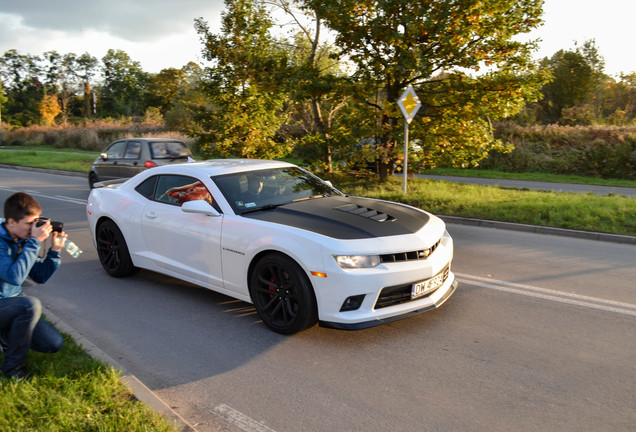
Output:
top-left (481, 123), bottom-right (636, 179)
top-left (0, 122), bottom-right (192, 152)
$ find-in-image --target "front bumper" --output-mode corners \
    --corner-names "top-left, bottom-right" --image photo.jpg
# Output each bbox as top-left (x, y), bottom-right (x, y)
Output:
top-left (319, 278), bottom-right (458, 330)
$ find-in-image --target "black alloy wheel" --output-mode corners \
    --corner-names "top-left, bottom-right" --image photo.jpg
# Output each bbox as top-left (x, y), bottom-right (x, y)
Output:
top-left (249, 253), bottom-right (318, 335)
top-left (96, 220), bottom-right (137, 277)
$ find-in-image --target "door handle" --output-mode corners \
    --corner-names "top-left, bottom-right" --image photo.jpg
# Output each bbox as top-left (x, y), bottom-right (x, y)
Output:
top-left (144, 212), bottom-right (157, 219)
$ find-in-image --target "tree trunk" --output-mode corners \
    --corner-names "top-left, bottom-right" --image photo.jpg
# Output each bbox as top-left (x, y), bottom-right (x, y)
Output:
top-left (83, 81), bottom-right (92, 118)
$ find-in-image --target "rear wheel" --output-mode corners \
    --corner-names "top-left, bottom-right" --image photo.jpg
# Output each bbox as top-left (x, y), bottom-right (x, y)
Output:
top-left (249, 253), bottom-right (317, 335)
top-left (96, 220), bottom-right (137, 277)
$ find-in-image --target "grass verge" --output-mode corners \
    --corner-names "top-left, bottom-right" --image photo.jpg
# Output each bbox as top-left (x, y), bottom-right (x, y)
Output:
top-left (422, 167), bottom-right (636, 188)
top-left (325, 174), bottom-right (636, 236)
top-left (0, 150), bottom-right (96, 173)
top-left (0, 332), bottom-right (177, 431)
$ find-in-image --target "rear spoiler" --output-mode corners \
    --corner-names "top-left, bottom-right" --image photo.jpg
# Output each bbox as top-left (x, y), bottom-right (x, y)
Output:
top-left (93, 178), bottom-right (127, 188)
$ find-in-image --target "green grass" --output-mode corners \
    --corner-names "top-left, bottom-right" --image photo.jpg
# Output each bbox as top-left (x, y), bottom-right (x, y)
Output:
top-left (325, 174), bottom-right (636, 236)
top-left (0, 150), bottom-right (96, 172)
top-left (0, 332), bottom-right (177, 431)
top-left (422, 167), bottom-right (636, 188)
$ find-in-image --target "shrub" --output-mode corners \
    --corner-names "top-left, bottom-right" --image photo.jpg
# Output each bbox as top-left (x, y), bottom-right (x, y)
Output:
top-left (480, 123), bottom-right (636, 179)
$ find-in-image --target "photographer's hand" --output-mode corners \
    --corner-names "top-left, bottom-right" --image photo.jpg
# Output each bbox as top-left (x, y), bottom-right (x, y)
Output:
top-left (51, 231), bottom-right (67, 252)
top-left (31, 219), bottom-right (52, 242)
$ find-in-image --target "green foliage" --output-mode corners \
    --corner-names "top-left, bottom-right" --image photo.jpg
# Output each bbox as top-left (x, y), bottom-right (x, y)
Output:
top-left (482, 123), bottom-right (636, 179)
top-left (100, 49), bottom-right (149, 117)
top-left (0, 333), bottom-right (177, 431)
top-left (536, 40), bottom-right (604, 123)
top-left (192, 0), bottom-right (291, 159)
top-left (304, 0), bottom-right (548, 179)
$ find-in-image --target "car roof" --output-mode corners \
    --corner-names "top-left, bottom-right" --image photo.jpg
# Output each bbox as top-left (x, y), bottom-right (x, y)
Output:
top-left (147, 159), bottom-right (297, 177)
top-left (118, 138), bottom-right (185, 142)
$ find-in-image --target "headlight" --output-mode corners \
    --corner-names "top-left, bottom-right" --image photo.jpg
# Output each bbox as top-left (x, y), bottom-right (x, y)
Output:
top-left (334, 255), bottom-right (381, 269)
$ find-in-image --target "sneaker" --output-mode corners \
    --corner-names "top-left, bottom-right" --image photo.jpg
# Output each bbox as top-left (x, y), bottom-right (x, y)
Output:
top-left (2, 365), bottom-right (32, 381)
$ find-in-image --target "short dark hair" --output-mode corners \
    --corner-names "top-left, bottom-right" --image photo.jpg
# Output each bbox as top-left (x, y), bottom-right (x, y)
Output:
top-left (4, 192), bottom-right (42, 222)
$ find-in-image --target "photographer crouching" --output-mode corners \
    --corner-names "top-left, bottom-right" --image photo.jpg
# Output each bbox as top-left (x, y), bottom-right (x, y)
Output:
top-left (0, 192), bottom-right (66, 380)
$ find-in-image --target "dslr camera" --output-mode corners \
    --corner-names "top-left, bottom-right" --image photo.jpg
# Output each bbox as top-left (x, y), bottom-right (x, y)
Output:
top-left (35, 217), bottom-right (64, 233)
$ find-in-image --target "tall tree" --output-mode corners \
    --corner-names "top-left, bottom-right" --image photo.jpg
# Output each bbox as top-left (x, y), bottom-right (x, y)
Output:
top-left (0, 50), bottom-right (43, 126)
top-left (0, 81), bottom-right (8, 124)
top-left (146, 67), bottom-right (188, 114)
top-left (270, 0), bottom-right (350, 172)
top-left (100, 49), bottom-right (148, 117)
top-left (194, 0), bottom-right (292, 159)
top-left (304, 0), bottom-right (547, 179)
top-left (538, 40), bottom-right (605, 123)
top-left (76, 53), bottom-right (99, 118)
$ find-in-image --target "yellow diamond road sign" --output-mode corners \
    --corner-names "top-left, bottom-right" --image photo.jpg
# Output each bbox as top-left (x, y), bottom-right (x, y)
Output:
top-left (398, 85), bottom-right (421, 124)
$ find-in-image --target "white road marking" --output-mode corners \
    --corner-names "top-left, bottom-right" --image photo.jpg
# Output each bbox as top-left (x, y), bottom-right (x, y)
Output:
top-left (213, 404), bottom-right (277, 432)
top-left (0, 187), bottom-right (87, 205)
top-left (456, 272), bottom-right (636, 317)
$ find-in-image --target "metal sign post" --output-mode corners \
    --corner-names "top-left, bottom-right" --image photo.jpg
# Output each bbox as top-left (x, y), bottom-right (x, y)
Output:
top-left (397, 85), bottom-right (421, 194)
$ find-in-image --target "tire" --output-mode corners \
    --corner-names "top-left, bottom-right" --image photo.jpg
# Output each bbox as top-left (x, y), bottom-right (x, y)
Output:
top-left (88, 172), bottom-right (99, 189)
top-left (96, 219), bottom-right (137, 277)
top-left (249, 253), bottom-right (318, 335)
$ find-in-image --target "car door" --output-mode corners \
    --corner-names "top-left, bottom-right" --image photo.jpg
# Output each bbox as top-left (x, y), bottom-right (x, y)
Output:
top-left (95, 140), bottom-right (127, 181)
top-left (115, 140), bottom-right (145, 178)
top-left (139, 174), bottom-right (224, 290)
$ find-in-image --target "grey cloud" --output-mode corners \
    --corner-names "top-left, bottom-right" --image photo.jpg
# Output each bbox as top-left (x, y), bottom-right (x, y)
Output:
top-left (0, 0), bottom-right (223, 42)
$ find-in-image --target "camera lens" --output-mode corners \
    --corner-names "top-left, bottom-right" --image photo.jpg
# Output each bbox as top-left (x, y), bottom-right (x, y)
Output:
top-left (35, 217), bottom-right (50, 227)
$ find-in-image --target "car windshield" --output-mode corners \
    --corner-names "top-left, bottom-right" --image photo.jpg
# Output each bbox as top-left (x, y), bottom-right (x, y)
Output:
top-left (212, 167), bottom-right (343, 215)
top-left (150, 141), bottom-right (190, 159)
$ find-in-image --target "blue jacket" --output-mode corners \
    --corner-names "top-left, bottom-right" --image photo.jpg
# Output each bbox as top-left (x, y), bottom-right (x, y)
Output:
top-left (0, 218), bottom-right (61, 298)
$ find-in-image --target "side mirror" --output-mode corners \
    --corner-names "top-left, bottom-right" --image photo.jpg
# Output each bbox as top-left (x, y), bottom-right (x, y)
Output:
top-left (100, 153), bottom-right (108, 160)
top-left (181, 200), bottom-right (221, 217)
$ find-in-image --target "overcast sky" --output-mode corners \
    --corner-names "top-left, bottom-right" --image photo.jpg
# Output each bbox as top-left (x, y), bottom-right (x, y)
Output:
top-left (0, 0), bottom-right (633, 76)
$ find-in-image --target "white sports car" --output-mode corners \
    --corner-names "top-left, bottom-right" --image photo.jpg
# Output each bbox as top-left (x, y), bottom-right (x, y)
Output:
top-left (87, 159), bottom-right (457, 334)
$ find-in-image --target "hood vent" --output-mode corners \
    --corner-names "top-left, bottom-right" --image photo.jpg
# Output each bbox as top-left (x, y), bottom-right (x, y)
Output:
top-left (334, 203), bottom-right (396, 223)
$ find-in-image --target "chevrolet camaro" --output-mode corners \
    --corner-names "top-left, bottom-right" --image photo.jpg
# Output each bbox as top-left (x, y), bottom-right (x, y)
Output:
top-left (87, 159), bottom-right (457, 334)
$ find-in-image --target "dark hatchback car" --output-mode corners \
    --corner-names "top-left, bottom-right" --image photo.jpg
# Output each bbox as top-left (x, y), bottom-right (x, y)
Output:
top-left (89, 138), bottom-right (191, 188)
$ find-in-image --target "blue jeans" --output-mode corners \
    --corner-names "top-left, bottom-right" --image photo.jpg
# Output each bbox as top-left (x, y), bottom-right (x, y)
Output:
top-left (0, 296), bottom-right (64, 373)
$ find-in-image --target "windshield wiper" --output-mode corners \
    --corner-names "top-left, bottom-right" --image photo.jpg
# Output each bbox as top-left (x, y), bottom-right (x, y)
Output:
top-left (292, 194), bottom-right (329, 203)
top-left (240, 203), bottom-right (284, 215)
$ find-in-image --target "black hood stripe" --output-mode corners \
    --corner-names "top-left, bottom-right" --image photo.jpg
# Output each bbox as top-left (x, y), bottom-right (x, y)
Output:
top-left (243, 196), bottom-right (429, 239)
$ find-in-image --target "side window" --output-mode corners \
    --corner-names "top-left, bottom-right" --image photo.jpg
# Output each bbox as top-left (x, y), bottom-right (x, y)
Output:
top-left (154, 175), bottom-right (217, 209)
top-left (124, 141), bottom-right (142, 159)
top-left (150, 141), bottom-right (189, 159)
top-left (135, 176), bottom-right (158, 200)
top-left (105, 141), bottom-right (127, 159)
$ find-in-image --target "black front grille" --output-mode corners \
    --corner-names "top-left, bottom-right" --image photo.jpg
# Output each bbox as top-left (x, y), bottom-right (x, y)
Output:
top-left (379, 239), bottom-right (441, 263)
top-left (375, 266), bottom-right (450, 309)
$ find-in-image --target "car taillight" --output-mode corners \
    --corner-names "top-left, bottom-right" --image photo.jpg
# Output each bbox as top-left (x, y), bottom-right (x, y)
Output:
top-left (144, 161), bottom-right (158, 168)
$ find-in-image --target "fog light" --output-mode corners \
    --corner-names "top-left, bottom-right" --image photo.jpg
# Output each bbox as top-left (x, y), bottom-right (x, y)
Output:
top-left (340, 294), bottom-right (365, 312)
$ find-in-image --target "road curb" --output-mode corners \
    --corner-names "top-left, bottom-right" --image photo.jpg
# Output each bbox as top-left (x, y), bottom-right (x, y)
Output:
top-left (42, 307), bottom-right (198, 432)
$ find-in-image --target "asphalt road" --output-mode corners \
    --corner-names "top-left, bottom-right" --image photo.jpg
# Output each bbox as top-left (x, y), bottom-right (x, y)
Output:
top-left (3, 168), bottom-right (636, 432)
top-left (415, 174), bottom-right (636, 197)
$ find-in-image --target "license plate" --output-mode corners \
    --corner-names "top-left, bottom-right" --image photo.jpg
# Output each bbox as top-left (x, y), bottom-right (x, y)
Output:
top-left (411, 272), bottom-right (445, 299)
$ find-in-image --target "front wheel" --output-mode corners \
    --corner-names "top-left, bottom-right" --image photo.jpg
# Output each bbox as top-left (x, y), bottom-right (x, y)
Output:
top-left (249, 253), bottom-right (317, 335)
top-left (88, 172), bottom-right (99, 189)
top-left (96, 220), bottom-right (137, 277)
